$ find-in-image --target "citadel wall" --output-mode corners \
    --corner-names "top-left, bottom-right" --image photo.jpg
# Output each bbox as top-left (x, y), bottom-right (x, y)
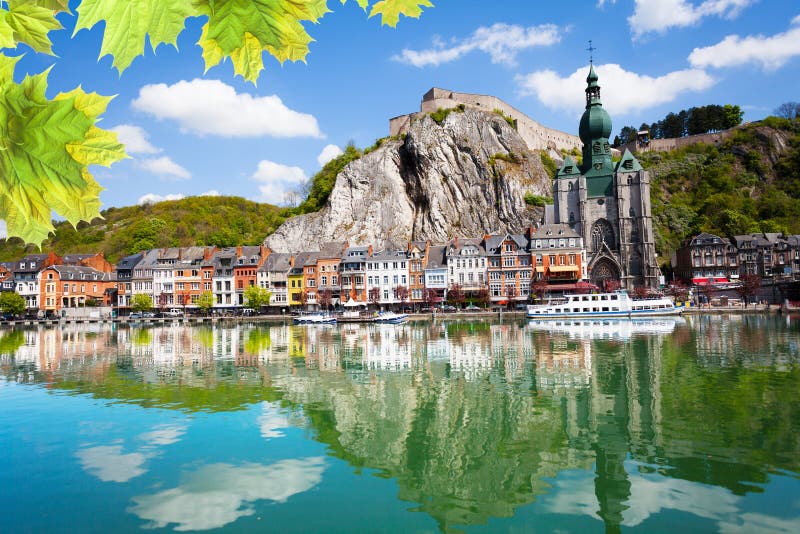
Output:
top-left (389, 88), bottom-right (582, 153)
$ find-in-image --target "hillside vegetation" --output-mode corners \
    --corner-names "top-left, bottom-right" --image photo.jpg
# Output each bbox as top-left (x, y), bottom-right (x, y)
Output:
top-left (645, 118), bottom-right (800, 258)
top-left (0, 196), bottom-right (288, 263)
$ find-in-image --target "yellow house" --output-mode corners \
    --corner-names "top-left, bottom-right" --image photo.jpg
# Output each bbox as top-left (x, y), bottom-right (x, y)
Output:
top-left (287, 252), bottom-right (313, 308)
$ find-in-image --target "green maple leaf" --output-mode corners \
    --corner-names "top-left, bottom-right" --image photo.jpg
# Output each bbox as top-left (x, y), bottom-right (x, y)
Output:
top-left (0, 54), bottom-right (126, 246)
top-left (30, 0), bottom-right (71, 13)
top-left (0, 0), bottom-right (63, 54)
top-left (195, 0), bottom-right (329, 83)
top-left (368, 0), bottom-right (433, 27)
top-left (74, 0), bottom-right (197, 73)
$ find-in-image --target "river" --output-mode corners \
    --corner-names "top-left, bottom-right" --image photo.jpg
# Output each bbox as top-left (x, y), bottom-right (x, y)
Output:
top-left (1, 315), bottom-right (798, 532)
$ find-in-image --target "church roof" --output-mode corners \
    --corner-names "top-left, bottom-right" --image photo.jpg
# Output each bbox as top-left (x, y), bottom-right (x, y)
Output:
top-left (556, 156), bottom-right (581, 177)
top-left (615, 149), bottom-right (643, 172)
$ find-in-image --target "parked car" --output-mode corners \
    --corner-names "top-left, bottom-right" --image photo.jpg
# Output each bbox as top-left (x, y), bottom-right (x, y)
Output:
top-left (464, 304), bottom-right (480, 312)
top-left (164, 308), bottom-right (183, 317)
top-left (441, 305), bottom-right (457, 313)
top-left (129, 312), bottom-right (143, 319)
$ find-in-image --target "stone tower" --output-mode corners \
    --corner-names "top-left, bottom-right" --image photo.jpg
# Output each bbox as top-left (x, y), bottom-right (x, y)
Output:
top-left (551, 65), bottom-right (659, 289)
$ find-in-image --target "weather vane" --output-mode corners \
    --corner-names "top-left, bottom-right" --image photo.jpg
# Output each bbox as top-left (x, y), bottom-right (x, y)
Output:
top-left (587, 40), bottom-right (597, 64)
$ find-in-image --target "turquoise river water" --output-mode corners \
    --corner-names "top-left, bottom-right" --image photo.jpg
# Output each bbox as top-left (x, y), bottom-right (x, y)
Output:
top-left (1, 315), bottom-right (799, 533)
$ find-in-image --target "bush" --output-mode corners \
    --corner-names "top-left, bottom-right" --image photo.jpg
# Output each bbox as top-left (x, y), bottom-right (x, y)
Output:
top-left (524, 193), bottom-right (553, 207)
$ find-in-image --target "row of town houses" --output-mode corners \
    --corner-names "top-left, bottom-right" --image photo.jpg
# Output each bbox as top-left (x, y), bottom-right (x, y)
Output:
top-left (0, 224), bottom-right (588, 313)
top-left (2, 227), bottom-right (798, 314)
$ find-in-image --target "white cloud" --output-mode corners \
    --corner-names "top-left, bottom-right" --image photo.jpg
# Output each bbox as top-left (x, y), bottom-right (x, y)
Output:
top-left (688, 24), bottom-right (800, 70)
top-left (317, 144), bottom-right (343, 167)
top-left (250, 160), bottom-right (308, 205)
top-left (138, 193), bottom-right (186, 205)
top-left (793, 14), bottom-right (800, 26)
top-left (200, 190), bottom-right (221, 196)
top-left (139, 425), bottom-right (186, 447)
top-left (516, 63), bottom-right (716, 116)
top-left (112, 124), bottom-right (161, 155)
top-left (393, 23), bottom-right (564, 68)
top-left (76, 445), bottom-right (147, 483)
top-left (139, 156), bottom-right (191, 181)
top-left (130, 458), bottom-right (325, 531)
top-left (597, 0), bottom-right (617, 6)
top-left (629, 0), bottom-right (755, 39)
top-left (132, 79), bottom-right (322, 138)
top-left (0, 220), bottom-right (6, 239)
top-left (258, 402), bottom-right (293, 440)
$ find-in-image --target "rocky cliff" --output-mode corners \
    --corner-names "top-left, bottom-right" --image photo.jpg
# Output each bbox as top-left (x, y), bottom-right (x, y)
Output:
top-left (264, 108), bottom-right (552, 252)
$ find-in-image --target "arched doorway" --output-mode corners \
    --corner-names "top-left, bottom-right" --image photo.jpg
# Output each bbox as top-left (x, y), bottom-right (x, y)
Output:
top-left (591, 258), bottom-right (621, 289)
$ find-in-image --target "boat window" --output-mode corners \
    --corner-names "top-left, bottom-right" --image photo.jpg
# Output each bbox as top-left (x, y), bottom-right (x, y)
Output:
top-left (583, 308), bottom-right (589, 312)
top-left (610, 295), bottom-right (618, 300)
top-left (582, 296), bottom-right (589, 301)
top-left (612, 307), bottom-right (619, 311)
top-left (602, 307), bottom-right (609, 312)
top-left (601, 295), bottom-right (608, 300)
top-left (574, 308), bottom-right (580, 312)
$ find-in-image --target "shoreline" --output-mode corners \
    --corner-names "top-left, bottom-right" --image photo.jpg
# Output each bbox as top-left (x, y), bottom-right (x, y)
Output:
top-left (0, 306), bottom-right (793, 328)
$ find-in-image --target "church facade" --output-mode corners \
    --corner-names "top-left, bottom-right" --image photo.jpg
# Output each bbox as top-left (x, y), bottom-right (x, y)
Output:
top-left (549, 66), bottom-right (660, 289)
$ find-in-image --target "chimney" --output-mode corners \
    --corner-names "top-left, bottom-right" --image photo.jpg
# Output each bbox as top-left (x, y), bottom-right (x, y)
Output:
top-left (236, 245), bottom-right (243, 258)
top-left (204, 247), bottom-right (213, 261)
top-left (454, 237), bottom-right (459, 248)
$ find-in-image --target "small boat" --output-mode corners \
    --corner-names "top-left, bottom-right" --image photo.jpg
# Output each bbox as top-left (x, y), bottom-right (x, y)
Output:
top-left (527, 290), bottom-right (681, 319)
top-left (372, 311), bottom-right (408, 324)
top-left (293, 313), bottom-right (337, 325)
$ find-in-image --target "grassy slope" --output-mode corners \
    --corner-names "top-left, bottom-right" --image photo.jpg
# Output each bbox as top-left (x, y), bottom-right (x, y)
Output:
top-left (643, 118), bottom-right (800, 260)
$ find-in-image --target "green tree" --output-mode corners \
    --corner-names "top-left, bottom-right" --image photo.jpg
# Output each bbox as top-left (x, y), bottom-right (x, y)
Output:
top-left (0, 292), bottom-right (26, 316)
top-left (196, 291), bottom-right (215, 315)
top-left (130, 293), bottom-right (153, 313)
top-left (244, 285), bottom-right (272, 310)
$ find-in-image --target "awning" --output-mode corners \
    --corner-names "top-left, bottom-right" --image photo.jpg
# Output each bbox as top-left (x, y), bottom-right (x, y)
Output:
top-left (535, 266), bottom-right (545, 272)
top-left (692, 277), bottom-right (710, 286)
top-left (548, 265), bottom-right (579, 273)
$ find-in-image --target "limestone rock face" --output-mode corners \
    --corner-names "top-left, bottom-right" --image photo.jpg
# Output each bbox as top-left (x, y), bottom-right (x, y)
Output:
top-left (264, 109), bottom-right (552, 252)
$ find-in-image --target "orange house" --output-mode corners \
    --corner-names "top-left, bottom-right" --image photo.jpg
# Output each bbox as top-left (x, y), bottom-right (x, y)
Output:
top-left (407, 241), bottom-right (429, 305)
top-left (314, 242), bottom-right (348, 306)
top-left (173, 247), bottom-right (217, 309)
top-left (40, 265), bottom-right (116, 312)
top-left (233, 245), bottom-right (270, 306)
top-left (530, 224), bottom-right (586, 285)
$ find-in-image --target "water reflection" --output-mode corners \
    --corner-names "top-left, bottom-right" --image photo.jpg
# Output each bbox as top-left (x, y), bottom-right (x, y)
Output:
top-left (129, 457), bottom-right (326, 531)
top-left (1, 316), bottom-right (799, 532)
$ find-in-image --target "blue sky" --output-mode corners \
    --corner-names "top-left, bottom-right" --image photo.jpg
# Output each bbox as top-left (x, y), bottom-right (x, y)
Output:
top-left (11, 0), bottom-right (800, 210)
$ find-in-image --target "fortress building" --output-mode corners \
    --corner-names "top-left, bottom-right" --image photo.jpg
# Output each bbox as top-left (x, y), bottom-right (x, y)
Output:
top-left (389, 88), bottom-right (582, 153)
top-left (549, 65), bottom-right (660, 289)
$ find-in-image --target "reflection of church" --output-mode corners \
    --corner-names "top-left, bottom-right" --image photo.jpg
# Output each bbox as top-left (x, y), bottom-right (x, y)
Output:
top-left (549, 65), bottom-right (659, 289)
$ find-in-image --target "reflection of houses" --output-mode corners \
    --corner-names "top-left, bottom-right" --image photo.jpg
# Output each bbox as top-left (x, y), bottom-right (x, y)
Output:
top-left (363, 325), bottom-right (412, 370)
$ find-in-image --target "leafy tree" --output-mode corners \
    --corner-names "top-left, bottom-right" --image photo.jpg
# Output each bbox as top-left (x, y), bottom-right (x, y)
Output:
top-left (317, 289), bottom-right (332, 310)
top-left (369, 287), bottom-right (381, 307)
top-left (474, 288), bottom-right (490, 308)
top-left (196, 291), bottom-right (215, 315)
top-left (734, 274), bottom-right (761, 308)
top-left (393, 285), bottom-right (409, 305)
top-left (423, 288), bottom-right (439, 308)
top-left (447, 283), bottom-right (465, 308)
top-left (0, 1), bottom-right (434, 246)
top-left (244, 285), bottom-right (271, 309)
top-left (130, 293), bottom-right (153, 313)
top-left (0, 292), bottom-right (26, 316)
top-left (532, 280), bottom-right (548, 302)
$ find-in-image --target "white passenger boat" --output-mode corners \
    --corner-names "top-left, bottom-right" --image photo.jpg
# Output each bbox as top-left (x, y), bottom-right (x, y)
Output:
top-left (293, 313), bottom-right (337, 325)
top-left (372, 311), bottom-right (408, 324)
top-left (526, 290), bottom-right (681, 319)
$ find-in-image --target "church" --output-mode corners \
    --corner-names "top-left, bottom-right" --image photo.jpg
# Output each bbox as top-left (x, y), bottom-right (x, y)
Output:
top-left (548, 65), bottom-right (660, 289)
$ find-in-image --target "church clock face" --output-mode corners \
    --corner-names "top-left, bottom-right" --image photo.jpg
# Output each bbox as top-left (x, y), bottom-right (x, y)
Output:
top-left (594, 162), bottom-right (603, 170)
